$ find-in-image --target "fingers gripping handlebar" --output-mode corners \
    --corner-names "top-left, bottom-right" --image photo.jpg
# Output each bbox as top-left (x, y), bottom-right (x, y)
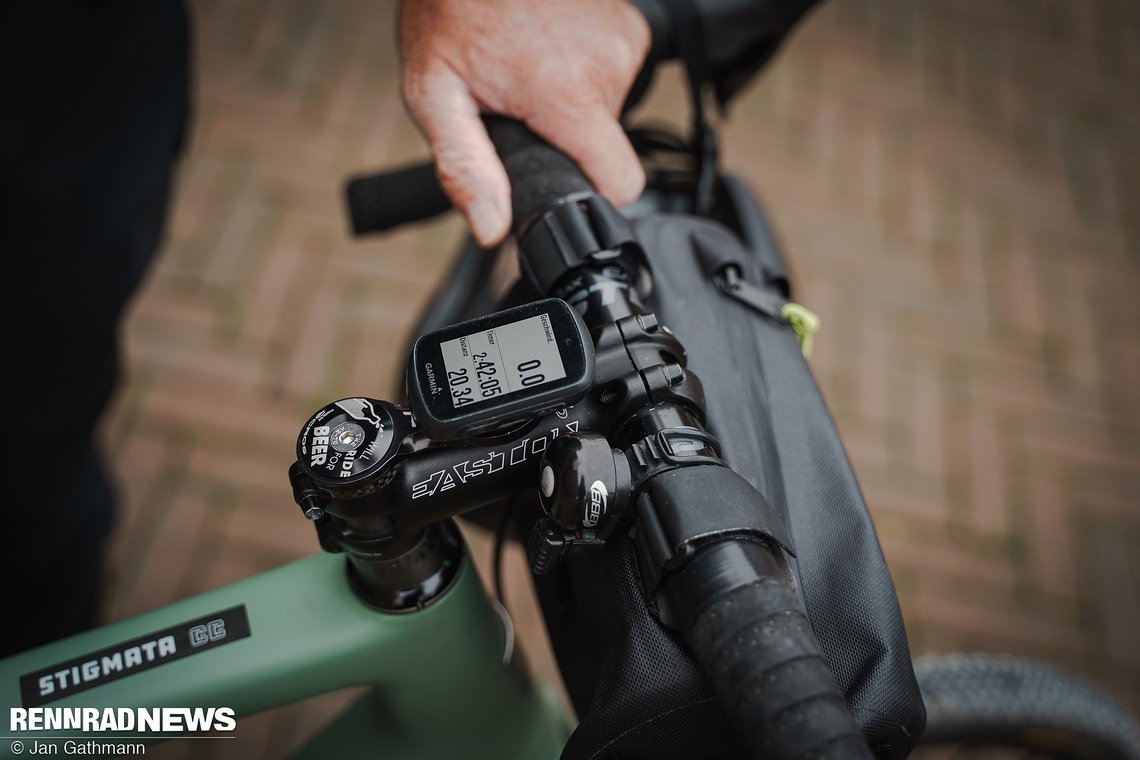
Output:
top-left (341, 116), bottom-right (596, 237)
top-left (343, 1), bottom-right (667, 237)
top-left (343, 116), bottom-right (608, 239)
top-left (344, 0), bottom-right (776, 236)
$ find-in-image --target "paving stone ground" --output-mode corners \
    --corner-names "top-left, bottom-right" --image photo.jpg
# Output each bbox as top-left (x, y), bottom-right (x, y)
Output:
top-left (95, 0), bottom-right (1139, 756)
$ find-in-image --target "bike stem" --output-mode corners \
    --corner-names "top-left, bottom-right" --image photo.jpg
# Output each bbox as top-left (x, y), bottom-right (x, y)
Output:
top-left (288, 186), bottom-right (793, 636)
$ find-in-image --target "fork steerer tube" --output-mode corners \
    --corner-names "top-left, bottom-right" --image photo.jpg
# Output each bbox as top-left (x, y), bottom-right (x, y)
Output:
top-left (344, 520), bottom-right (466, 613)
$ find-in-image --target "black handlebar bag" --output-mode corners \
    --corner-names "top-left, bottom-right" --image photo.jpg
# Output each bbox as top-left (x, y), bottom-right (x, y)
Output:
top-left (532, 202), bottom-right (926, 759)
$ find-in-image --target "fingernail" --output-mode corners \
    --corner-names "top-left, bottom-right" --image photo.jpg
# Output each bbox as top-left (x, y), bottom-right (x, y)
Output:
top-left (469, 197), bottom-right (508, 248)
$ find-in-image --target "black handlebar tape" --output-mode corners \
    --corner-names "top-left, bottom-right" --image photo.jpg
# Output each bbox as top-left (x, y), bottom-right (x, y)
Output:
top-left (687, 577), bottom-right (873, 759)
top-left (344, 162), bottom-right (452, 236)
top-left (483, 116), bottom-right (594, 236)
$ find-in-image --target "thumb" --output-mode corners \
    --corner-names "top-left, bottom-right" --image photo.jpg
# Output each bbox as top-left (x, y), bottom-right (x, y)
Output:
top-left (404, 66), bottom-right (512, 247)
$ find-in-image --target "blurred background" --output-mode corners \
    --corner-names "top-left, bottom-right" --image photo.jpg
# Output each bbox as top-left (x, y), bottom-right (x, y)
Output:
top-left (96, 0), bottom-right (1139, 756)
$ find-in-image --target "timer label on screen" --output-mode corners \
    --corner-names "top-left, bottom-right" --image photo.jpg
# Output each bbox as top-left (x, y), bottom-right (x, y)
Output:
top-left (440, 314), bottom-right (567, 408)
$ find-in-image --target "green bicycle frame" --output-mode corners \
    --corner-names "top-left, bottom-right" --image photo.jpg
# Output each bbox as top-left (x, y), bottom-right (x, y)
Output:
top-left (0, 530), bottom-right (570, 759)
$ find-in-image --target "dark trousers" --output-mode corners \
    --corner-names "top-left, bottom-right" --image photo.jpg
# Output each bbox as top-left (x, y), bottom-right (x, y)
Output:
top-left (1, 0), bottom-right (191, 655)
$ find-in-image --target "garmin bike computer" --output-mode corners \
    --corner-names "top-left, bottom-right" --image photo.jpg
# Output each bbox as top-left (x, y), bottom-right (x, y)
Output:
top-left (408, 298), bottom-right (594, 441)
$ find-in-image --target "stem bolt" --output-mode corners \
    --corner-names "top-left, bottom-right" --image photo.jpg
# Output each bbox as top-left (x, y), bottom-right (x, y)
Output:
top-left (301, 495), bottom-right (325, 521)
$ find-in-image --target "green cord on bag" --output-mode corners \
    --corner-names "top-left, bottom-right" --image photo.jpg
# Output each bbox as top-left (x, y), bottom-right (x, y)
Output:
top-left (780, 303), bottom-right (821, 359)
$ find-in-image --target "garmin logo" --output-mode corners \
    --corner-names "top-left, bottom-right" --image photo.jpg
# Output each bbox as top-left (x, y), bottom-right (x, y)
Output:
top-left (425, 362), bottom-right (441, 396)
top-left (584, 480), bottom-right (607, 528)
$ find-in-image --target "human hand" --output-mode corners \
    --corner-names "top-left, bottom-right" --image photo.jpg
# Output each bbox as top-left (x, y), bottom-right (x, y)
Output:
top-left (399, 0), bottom-right (650, 247)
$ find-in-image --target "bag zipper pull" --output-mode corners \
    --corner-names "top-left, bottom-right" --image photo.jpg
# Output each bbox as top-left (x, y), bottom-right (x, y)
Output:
top-left (717, 267), bottom-right (821, 358)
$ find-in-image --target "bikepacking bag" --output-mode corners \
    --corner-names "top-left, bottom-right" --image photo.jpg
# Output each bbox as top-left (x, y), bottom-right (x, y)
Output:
top-left (532, 199), bottom-right (926, 759)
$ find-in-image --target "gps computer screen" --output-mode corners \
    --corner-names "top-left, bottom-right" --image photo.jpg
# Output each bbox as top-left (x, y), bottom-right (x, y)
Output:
top-left (439, 314), bottom-right (567, 410)
top-left (408, 298), bottom-right (594, 440)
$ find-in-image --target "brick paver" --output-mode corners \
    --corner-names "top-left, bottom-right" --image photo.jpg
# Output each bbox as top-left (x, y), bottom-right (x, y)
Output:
top-left (96, 0), bottom-right (1140, 756)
